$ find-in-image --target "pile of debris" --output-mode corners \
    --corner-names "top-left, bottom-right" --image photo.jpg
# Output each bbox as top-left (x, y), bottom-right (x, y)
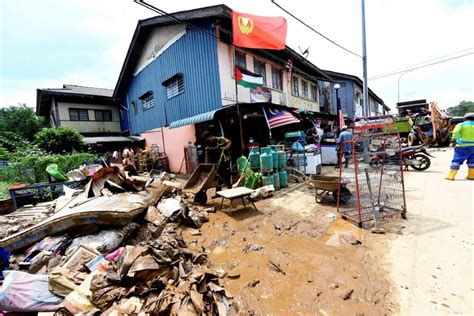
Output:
top-left (0, 201), bottom-right (56, 239)
top-left (0, 168), bottom-right (234, 314)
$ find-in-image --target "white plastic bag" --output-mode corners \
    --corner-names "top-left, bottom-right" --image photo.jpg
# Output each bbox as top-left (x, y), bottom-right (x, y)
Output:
top-left (66, 230), bottom-right (123, 255)
top-left (0, 270), bottom-right (63, 312)
top-left (65, 223), bottom-right (138, 255)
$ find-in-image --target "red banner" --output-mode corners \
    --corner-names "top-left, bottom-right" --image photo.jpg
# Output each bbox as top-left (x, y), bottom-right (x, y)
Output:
top-left (232, 11), bottom-right (287, 50)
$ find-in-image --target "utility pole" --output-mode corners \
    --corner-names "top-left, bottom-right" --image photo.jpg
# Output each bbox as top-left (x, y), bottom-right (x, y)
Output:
top-left (361, 0), bottom-right (369, 116)
top-left (397, 70), bottom-right (413, 102)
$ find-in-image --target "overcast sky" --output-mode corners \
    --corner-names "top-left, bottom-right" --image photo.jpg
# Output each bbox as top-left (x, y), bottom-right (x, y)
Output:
top-left (1, 0), bottom-right (473, 110)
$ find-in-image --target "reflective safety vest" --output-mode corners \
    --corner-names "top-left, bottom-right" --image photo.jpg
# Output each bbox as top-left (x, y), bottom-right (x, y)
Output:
top-left (452, 120), bottom-right (474, 147)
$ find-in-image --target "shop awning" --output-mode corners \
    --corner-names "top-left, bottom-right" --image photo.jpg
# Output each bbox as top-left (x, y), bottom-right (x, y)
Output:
top-left (83, 136), bottom-right (144, 144)
top-left (169, 109), bottom-right (221, 129)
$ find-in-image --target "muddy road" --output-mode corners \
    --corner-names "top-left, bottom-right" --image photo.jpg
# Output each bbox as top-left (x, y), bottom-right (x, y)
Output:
top-left (181, 184), bottom-right (396, 314)
top-left (376, 148), bottom-right (473, 315)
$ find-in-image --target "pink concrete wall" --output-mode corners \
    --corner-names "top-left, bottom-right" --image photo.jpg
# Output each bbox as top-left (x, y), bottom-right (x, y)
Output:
top-left (141, 125), bottom-right (196, 174)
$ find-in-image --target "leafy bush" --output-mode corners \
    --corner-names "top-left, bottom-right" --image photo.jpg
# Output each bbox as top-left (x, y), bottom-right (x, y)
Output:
top-left (0, 153), bottom-right (97, 184)
top-left (0, 104), bottom-right (46, 141)
top-left (35, 127), bottom-right (84, 154)
top-left (0, 131), bottom-right (30, 152)
top-left (0, 145), bottom-right (11, 161)
top-left (447, 100), bottom-right (474, 117)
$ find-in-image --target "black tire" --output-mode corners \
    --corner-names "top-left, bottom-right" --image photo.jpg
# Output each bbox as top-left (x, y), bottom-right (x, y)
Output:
top-left (194, 191), bottom-right (208, 205)
top-left (410, 154), bottom-right (431, 171)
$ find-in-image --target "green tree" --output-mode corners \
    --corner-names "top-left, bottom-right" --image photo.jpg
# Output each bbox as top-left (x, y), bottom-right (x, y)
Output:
top-left (0, 104), bottom-right (46, 141)
top-left (35, 127), bottom-right (84, 154)
top-left (447, 101), bottom-right (474, 117)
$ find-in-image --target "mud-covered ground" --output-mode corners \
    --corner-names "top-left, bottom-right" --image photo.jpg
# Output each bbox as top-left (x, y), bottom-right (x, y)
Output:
top-left (180, 183), bottom-right (397, 314)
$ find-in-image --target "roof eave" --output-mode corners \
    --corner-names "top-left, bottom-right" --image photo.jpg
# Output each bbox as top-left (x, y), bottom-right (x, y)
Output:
top-left (113, 4), bottom-right (233, 100)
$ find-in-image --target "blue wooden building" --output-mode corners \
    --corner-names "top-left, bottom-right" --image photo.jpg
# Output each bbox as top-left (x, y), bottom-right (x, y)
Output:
top-left (318, 70), bottom-right (390, 120)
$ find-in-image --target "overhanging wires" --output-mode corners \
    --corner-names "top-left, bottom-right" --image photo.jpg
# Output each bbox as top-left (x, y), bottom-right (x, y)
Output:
top-left (133, 0), bottom-right (327, 81)
top-left (370, 52), bottom-right (474, 80)
top-left (134, 0), bottom-right (227, 46)
top-left (370, 47), bottom-right (474, 79)
top-left (271, 0), bottom-right (362, 58)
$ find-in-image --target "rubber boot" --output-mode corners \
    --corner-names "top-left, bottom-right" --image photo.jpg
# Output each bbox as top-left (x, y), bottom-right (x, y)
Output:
top-left (466, 168), bottom-right (474, 180)
top-left (445, 169), bottom-right (457, 181)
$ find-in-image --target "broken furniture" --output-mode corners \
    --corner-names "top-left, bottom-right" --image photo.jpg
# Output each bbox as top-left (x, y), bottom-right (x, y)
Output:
top-left (217, 187), bottom-right (257, 212)
top-left (8, 180), bottom-right (87, 210)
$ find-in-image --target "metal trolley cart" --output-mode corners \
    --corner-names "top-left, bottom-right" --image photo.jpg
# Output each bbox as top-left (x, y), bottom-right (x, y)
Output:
top-left (337, 116), bottom-right (407, 227)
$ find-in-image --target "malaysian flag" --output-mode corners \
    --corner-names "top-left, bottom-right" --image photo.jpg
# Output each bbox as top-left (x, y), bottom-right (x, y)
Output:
top-left (285, 58), bottom-right (293, 84)
top-left (263, 106), bottom-right (300, 129)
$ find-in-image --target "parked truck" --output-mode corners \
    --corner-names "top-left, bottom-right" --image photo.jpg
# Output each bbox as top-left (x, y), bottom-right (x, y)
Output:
top-left (396, 99), bottom-right (455, 147)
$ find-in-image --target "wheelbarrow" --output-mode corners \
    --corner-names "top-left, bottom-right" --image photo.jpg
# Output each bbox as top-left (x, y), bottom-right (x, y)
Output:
top-left (311, 175), bottom-right (351, 203)
top-left (182, 164), bottom-right (218, 205)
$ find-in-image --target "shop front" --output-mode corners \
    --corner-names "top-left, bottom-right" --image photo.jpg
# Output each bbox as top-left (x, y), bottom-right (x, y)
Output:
top-left (169, 103), bottom-right (336, 176)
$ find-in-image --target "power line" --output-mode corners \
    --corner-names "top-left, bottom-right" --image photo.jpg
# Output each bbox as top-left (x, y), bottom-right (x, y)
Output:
top-left (370, 52), bottom-right (474, 80)
top-left (133, 0), bottom-right (327, 79)
top-left (134, 0), bottom-right (228, 47)
top-left (270, 0), bottom-right (362, 58)
top-left (370, 47), bottom-right (474, 79)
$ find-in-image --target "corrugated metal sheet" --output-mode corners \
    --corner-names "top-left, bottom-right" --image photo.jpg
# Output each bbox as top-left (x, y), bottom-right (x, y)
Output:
top-left (83, 136), bottom-right (144, 144)
top-left (133, 25), bottom-right (186, 75)
top-left (169, 109), bottom-right (220, 129)
top-left (126, 21), bottom-right (221, 134)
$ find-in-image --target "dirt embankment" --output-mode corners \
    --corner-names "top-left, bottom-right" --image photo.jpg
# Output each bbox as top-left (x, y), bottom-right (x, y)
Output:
top-left (181, 185), bottom-right (397, 314)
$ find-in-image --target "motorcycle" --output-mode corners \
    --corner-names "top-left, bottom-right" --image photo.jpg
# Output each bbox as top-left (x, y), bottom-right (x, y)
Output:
top-left (370, 144), bottom-right (434, 171)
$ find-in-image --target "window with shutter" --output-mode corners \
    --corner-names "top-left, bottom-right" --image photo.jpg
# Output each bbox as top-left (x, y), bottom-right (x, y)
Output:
top-left (69, 108), bottom-right (89, 121)
top-left (271, 67), bottom-right (282, 90)
top-left (95, 110), bottom-right (112, 121)
top-left (253, 59), bottom-right (266, 86)
top-left (292, 76), bottom-right (299, 96)
top-left (301, 80), bottom-right (308, 99)
top-left (163, 74), bottom-right (184, 99)
top-left (310, 85), bottom-right (318, 102)
top-left (235, 51), bottom-right (246, 69)
top-left (140, 91), bottom-right (155, 110)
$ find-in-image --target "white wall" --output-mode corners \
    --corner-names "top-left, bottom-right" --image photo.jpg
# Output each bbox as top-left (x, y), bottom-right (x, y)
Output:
top-left (57, 102), bottom-right (121, 134)
top-left (216, 43), bottom-right (318, 111)
top-left (288, 75), bottom-right (320, 112)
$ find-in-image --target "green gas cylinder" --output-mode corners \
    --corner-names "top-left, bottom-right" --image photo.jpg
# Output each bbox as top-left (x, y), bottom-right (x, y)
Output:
top-left (262, 174), bottom-right (274, 187)
top-left (260, 147), bottom-right (273, 172)
top-left (271, 147), bottom-right (278, 170)
top-left (249, 147), bottom-right (260, 170)
top-left (278, 149), bottom-right (286, 168)
top-left (273, 172), bottom-right (280, 190)
top-left (278, 169), bottom-right (288, 188)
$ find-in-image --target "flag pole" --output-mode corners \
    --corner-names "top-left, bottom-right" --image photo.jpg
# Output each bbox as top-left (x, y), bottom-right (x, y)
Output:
top-left (234, 52), bottom-right (245, 156)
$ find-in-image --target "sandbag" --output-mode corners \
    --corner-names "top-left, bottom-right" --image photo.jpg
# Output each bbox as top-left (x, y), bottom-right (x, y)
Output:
top-left (0, 270), bottom-right (63, 312)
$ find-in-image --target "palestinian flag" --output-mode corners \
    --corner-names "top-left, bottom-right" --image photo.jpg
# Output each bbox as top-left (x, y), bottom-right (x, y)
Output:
top-left (235, 66), bottom-right (264, 88)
